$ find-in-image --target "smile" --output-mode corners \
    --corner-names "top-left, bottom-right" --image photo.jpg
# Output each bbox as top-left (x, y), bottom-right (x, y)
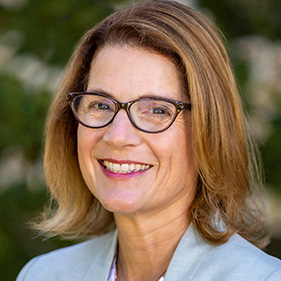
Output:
top-left (101, 160), bottom-right (151, 174)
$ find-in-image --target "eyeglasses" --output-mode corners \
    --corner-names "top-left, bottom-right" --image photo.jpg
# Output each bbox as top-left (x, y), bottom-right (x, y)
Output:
top-left (67, 92), bottom-right (191, 133)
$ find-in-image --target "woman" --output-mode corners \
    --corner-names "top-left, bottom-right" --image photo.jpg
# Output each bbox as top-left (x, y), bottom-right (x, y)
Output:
top-left (17, 0), bottom-right (281, 280)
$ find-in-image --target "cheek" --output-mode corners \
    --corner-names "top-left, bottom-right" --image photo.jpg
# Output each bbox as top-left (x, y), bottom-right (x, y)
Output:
top-left (169, 118), bottom-right (194, 159)
top-left (77, 127), bottom-right (90, 181)
top-left (76, 126), bottom-right (98, 182)
top-left (152, 119), bottom-right (196, 177)
top-left (169, 122), bottom-right (197, 182)
top-left (76, 126), bottom-right (104, 200)
top-left (149, 125), bottom-right (198, 208)
top-left (77, 125), bottom-right (101, 156)
top-left (77, 126), bottom-right (89, 162)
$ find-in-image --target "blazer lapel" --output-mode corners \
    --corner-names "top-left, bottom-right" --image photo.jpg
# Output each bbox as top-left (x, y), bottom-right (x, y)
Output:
top-left (164, 224), bottom-right (210, 281)
top-left (83, 230), bottom-right (118, 281)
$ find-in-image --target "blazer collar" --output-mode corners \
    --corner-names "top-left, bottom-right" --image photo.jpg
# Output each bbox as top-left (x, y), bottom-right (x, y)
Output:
top-left (83, 230), bottom-right (118, 281)
top-left (82, 224), bottom-right (210, 281)
top-left (165, 224), bottom-right (211, 281)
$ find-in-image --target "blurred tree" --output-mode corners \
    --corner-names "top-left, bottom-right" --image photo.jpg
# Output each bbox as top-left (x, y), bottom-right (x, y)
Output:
top-left (0, 1), bottom-right (121, 280)
top-left (198, 0), bottom-right (281, 259)
top-left (261, 113), bottom-right (281, 196)
top-left (198, 0), bottom-right (281, 40)
top-left (0, 0), bottom-right (120, 65)
top-left (198, 0), bottom-right (281, 194)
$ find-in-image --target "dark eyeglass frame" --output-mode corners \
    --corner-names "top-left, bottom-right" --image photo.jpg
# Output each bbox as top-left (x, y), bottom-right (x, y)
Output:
top-left (67, 92), bottom-right (191, 133)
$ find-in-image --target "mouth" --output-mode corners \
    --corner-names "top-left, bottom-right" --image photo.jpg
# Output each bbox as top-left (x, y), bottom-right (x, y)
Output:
top-left (99, 160), bottom-right (151, 174)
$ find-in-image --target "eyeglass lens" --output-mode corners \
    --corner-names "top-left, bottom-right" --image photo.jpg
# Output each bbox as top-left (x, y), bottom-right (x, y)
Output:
top-left (72, 94), bottom-right (178, 132)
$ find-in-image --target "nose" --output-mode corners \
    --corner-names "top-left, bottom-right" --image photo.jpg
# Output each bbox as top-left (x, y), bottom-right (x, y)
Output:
top-left (103, 109), bottom-right (142, 148)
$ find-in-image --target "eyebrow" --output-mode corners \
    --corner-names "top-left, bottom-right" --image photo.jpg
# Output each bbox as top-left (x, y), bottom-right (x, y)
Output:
top-left (86, 88), bottom-right (115, 99)
top-left (86, 88), bottom-right (182, 101)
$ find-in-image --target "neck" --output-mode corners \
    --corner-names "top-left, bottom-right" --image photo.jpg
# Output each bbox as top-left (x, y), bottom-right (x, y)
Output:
top-left (114, 206), bottom-right (190, 281)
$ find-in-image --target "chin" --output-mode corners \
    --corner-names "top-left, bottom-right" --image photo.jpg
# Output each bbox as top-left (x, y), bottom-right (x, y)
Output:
top-left (99, 196), bottom-right (141, 215)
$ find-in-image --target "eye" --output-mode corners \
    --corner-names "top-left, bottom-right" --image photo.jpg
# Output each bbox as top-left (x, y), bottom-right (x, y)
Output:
top-left (87, 101), bottom-right (114, 112)
top-left (95, 102), bottom-right (111, 110)
top-left (152, 107), bottom-right (168, 115)
top-left (134, 100), bottom-right (174, 117)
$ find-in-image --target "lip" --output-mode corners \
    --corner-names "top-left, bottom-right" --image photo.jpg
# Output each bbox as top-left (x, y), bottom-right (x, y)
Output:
top-left (98, 158), bottom-right (152, 178)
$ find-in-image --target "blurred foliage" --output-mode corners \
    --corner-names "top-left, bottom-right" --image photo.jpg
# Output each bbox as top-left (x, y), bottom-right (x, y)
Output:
top-left (198, 0), bottom-right (281, 40)
top-left (0, 183), bottom-right (73, 280)
top-left (261, 112), bottom-right (281, 195)
top-left (0, 75), bottom-right (49, 160)
top-left (0, 0), bottom-right (281, 280)
top-left (0, 1), bottom-right (117, 280)
top-left (0, 0), bottom-right (120, 65)
top-left (198, 0), bottom-right (281, 195)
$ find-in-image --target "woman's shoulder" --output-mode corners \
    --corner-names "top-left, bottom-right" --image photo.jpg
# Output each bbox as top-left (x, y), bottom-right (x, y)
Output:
top-left (214, 233), bottom-right (281, 266)
top-left (16, 230), bottom-right (117, 281)
top-left (167, 225), bottom-right (281, 281)
top-left (199, 232), bottom-right (281, 280)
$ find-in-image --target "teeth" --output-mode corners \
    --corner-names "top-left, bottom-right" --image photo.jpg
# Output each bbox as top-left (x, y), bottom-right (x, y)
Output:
top-left (130, 164), bottom-right (135, 171)
top-left (121, 164), bottom-right (129, 173)
top-left (103, 161), bottom-right (150, 174)
top-left (113, 163), bottom-right (121, 171)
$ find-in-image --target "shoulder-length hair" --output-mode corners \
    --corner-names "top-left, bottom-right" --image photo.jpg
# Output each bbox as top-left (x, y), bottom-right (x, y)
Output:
top-left (38, 0), bottom-right (268, 247)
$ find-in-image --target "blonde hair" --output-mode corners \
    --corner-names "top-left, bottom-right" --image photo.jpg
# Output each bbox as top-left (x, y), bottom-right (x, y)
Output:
top-left (38, 0), bottom-right (268, 247)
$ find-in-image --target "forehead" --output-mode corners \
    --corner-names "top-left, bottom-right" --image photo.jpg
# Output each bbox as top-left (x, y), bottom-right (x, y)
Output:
top-left (86, 45), bottom-right (186, 101)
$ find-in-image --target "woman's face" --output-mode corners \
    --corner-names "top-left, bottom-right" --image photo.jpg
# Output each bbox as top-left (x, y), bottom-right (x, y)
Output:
top-left (77, 45), bottom-right (198, 217)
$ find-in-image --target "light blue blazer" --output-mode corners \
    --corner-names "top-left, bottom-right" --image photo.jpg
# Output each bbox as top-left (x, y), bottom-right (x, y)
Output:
top-left (17, 224), bottom-right (281, 280)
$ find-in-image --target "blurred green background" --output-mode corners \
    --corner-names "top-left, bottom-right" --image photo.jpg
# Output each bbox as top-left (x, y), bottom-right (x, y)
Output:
top-left (0, 0), bottom-right (280, 280)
